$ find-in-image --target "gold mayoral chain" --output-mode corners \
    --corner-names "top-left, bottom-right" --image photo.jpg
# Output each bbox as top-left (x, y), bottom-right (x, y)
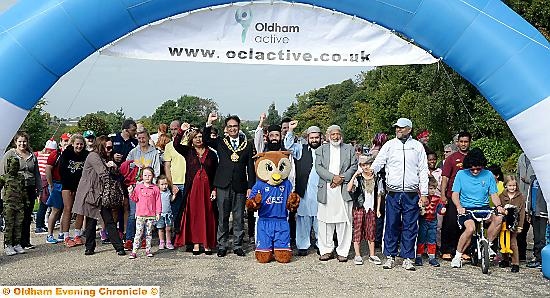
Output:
top-left (224, 137), bottom-right (247, 162)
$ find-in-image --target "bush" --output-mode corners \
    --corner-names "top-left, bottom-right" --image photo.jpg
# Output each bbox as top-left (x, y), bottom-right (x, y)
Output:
top-left (470, 137), bottom-right (520, 168)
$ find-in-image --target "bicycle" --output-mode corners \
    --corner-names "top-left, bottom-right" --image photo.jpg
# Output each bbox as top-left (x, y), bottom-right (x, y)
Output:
top-left (466, 208), bottom-right (495, 274)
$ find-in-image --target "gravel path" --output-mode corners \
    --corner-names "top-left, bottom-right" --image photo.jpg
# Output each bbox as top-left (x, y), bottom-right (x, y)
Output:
top-left (1, 229), bottom-right (549, 297)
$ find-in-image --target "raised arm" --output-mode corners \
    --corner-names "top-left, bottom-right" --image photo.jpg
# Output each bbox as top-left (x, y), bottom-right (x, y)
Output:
top-left (172, 127), bottom-right (190, 157)
top-left (254, 112), bottom-right (266, 153)
top-left (284, 120), bottom-right (302, 160)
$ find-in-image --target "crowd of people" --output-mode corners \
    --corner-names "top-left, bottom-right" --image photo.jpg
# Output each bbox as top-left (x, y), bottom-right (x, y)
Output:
top-left (0, 113), bottom-right (549, 273)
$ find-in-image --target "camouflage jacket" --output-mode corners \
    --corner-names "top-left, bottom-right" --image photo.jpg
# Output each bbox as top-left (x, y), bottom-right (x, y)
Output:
top-left (0, 157), bottom-right (27, 204)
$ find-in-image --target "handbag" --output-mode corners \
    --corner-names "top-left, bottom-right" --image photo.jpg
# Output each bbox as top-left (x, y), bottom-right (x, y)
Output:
top-left (100, 172), bottom-right (124, 209)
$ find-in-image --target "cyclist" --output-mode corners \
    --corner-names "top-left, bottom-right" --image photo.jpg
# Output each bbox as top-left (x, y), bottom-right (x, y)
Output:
top-left (450, 148), bottom-right (505, 268)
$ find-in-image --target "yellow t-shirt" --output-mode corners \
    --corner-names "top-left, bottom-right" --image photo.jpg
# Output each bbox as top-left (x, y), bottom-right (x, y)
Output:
top-left (163, 141), bottom-right (186, 185)
top-left (489, 181), bottom-right (505, 207)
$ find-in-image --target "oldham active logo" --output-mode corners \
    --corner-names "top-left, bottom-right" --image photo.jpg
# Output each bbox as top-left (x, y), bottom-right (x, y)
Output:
top-left (235, 6), bottom-right (253, 43)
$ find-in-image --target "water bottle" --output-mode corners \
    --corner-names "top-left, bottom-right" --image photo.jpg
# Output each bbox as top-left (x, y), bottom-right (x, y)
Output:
top-left (543, 244), bottom-right (550, 279)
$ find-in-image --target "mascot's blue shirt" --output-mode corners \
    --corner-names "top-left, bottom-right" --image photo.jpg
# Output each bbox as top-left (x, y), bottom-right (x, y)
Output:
top-left (249, 180), bottom-right (293, 219)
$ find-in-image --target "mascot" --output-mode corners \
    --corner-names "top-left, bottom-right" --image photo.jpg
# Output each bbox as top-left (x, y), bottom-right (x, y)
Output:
top-left (246, 151), bottom-right (300, 263)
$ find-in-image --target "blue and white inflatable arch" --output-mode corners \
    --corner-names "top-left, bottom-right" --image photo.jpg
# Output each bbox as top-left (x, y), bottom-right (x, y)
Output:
top-left (1, 0), bottom-right (549, 201)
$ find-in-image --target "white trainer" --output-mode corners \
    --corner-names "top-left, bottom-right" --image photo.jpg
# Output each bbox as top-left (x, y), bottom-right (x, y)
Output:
top-left (383, 257), bottom-right (395, 269)
top-left (369, 255), bottom-right (382, 265)
top-left (451, 257), bottom-right (462, 268)
top-left (354, 256), bottom-right (363, 265)
top-left (5, 245), bottom-right (16, 256)
top-left (402, 258), bottom-right (416, 271)
top-left (13, 244), bottom-right (26, 254)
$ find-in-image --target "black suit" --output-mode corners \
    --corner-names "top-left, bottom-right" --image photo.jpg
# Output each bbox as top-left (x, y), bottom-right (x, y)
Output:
top-left (204, 126), bottom-right (255, 250)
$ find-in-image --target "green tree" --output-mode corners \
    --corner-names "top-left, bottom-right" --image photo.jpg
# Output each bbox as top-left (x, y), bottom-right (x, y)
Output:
top-left (266, 102), bottom-right (281, 125)
top-left (151, 95), bottom-right (218, 127)
top-left (78, 114), bottom-right (110, 136)
top-left (19, 100), bottom-right (53, 151)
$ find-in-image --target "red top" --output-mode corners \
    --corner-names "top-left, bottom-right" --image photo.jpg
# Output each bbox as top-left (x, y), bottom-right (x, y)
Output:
top-left (35, 151), bottom-right (50, 177)
top-left (423, 195), bottom-right (445, 221)
top-left (441, 151), bottom-right (467, 198)
top-left (46, 150), bottom-right (62, 182)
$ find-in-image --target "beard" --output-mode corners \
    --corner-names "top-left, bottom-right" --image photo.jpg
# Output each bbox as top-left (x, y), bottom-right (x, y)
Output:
top-left (309, 141), bottom-right (321, 149)
top-left (330, 140), bottom-right (342, 147)
top-left (266, 141), bottom-right (282, 151)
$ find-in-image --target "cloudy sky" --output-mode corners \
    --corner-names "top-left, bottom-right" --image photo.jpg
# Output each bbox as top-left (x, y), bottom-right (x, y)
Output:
top-left (1, 0), bottom-right (367, 121)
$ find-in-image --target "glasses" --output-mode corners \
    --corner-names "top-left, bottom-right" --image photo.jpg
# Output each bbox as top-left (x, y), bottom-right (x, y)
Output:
top-left (469, 166), bottom-right (483, 173)
top-left (105, 146), bottom-right (113, 151)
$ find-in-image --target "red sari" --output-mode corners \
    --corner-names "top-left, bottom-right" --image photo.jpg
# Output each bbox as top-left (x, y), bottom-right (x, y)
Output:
top-left (173, 136), bottom-right (217, 249)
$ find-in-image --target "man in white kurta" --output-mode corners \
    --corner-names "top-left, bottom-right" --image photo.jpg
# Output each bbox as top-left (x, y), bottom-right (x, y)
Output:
top-left (315, 125), bottom-right (357, 261)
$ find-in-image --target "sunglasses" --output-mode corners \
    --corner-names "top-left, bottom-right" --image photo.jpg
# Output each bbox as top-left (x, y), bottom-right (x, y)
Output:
top-left (105, 146), bottom-right (113, 150)
top-left (469, 166), bottom-right (483, 173)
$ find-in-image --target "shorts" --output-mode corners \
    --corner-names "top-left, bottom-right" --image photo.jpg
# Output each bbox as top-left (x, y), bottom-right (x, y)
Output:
top-left (256, 218), bottom-right (291, 252)
top-left (46, 182), bottom-right (63, 210)
top-left (352, 207), bottom-right (376, 242)
top-left (156, 213), bottom-right (174, 229)
top-left (457, 206), bottom-right (492, 229)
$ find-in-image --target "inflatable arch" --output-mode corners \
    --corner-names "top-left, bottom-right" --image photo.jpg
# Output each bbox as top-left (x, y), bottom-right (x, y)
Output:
top-left (1, 0), bottom-right (550, 201)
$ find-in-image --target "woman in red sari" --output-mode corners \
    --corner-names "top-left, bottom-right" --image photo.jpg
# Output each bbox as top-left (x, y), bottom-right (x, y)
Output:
top-left (173, 124), bottom-right (218, 254)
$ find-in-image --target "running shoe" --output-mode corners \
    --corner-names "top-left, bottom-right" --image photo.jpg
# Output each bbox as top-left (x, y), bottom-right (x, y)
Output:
top-left (64, 237), bottom-right (77, 248)
top-left (128, 252), bottom-right (137, 259)
top-left (13, 245), bottom-right (26, 254)
top-left (46, 235), bottom-right (58, 244)
top-left (146, 250), bottom-right (153, 257)
top-left (402, 258), bottom-right (416, 271)
top-left (383, 257), bottom-right (395, 269)
top-left (428, 258), bottom-right (441, 267)
top-left (34, 227), bottom-right (48, 234)
top-left (353, 256), bottom-right (363, 265)
top-left (166, 242), bottom-right (174, 250)
top-left (451, 256), bottom-right (462, 268)
top-left (368, 255), bottom-right (382, 265)
top-left (73, 236), bottom-right (83, 246)
top-left (124, 240), bottom-right (133, 251)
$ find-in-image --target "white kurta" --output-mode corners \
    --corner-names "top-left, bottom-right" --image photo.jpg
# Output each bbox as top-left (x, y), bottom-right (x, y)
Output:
top-left (317, 144), bottom-right (353, 257)
top-left (318, 145), bottom-right (352, 223)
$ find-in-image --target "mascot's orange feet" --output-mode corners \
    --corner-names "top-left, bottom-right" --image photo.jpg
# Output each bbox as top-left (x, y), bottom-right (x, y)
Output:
top-left (274, 250), bottom-right (292, 263)
top-left (256, 251), bottom-right (274, 263)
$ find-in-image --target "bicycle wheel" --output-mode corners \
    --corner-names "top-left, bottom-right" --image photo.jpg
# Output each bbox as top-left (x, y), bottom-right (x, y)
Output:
top-left (480, 240), bottom-right (490, 274)
top-left (471, 236), bottom-right (479, 266)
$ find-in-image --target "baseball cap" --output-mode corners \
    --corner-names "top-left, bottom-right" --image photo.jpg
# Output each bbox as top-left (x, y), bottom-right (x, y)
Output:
top-left (83, 130), bottom-right (96, 138)
top-left (45, 139), bottom-right (57, 150)
top-left (393, 118), bottom-right (412, 128)
top-left (306, 126), bottom-right (321, 135)
top-left (60, 133), bottom-right (71, 140)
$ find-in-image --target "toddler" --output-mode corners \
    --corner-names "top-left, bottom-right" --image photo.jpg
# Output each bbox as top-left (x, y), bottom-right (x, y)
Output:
top-left (416, 177), bottom-right (446, 267)
top-left (156, 175), bottom-right (177, 250)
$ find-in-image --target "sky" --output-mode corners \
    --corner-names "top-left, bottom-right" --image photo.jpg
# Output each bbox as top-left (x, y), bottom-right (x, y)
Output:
top-left (1, 0), bottom-right (368, 121)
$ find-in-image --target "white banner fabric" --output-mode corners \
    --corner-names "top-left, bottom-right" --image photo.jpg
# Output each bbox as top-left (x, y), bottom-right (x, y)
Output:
top-left (102, 1), bottom-right (437, 66)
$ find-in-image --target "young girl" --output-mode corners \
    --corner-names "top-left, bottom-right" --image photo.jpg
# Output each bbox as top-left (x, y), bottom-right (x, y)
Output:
top-left (156, 175), bottom-right (177, 250)
top-left (128, 167), bottom-right (161, 259)
top-left (499, 175), bottom-right (525, 272)
top-left (347, 155), bottom-right (382, 265)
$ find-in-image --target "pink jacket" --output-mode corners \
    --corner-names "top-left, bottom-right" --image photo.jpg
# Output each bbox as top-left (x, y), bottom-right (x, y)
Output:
top-left (130, 183), bottom-right (161, 217)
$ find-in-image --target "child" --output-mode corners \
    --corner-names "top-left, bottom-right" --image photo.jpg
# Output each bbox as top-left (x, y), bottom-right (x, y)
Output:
top-left (347, 155), bottom-right (383, 266)
top-left (498, 175), bottom-right (525, 272)
top-left (526, 175), bottom-right (548, 269)
top-left (127, 167), bottom-right (161, 259)
top-left (0, 157), bottom-right (28, 256)
top-left (156, 175), bottom-right (177, 250)
top-left (416, 177), bottom-right (446, 267)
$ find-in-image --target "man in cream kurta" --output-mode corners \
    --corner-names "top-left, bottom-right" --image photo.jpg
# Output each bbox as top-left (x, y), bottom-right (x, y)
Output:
top-left (315, 125), bottom-right (357, 261)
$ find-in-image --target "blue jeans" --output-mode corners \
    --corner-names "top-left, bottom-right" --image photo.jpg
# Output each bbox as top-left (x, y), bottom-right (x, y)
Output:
top-left (35, 201), bottom-right (48, 229)
top-left (126, 199), bottom-right (136, 241)
top-left (171, 185), bottom-right (186, 233)
top-left (383, 191), bottom-right (420, 259)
